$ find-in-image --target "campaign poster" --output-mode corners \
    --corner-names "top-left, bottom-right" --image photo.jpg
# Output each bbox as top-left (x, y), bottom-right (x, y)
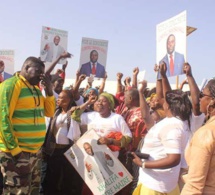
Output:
top-left (40, 26), bottom-right (68, 64)
top-left (0, 50), bottom-right (14, 77)
top-left (156, 11), bottom-right (187, 78)
top-left (79, 37), bottom-right (108, 79)
top-left (64, 129), bottom-right (132, 195)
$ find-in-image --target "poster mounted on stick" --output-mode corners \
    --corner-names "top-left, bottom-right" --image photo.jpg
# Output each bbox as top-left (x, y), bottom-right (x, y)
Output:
top-left (64, 129), bottom-right (132, 195)
top-left (156, 11), bottom-right (187, 78)
top-left (40, 26), bottom-right (68, 64)
top-left (79, 37), bottom-right (108, 79)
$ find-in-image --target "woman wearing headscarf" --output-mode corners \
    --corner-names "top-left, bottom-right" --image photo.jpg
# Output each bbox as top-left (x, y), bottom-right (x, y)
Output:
top-left (181, 79), bottom-right (215, 195)
top-left (73, 92), bottom-right (132, 157)
top-left (72, 92), bottom-right (132, 195)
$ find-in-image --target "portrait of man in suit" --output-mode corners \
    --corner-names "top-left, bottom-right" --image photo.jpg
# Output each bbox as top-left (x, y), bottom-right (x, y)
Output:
top-left (159, 34), bottom-right (185, 77)
top-left (83, 142), bottom-right (114, 183)
top-left (0, 60), bottom-right (12, 83)
top-left (41, 35), bottom-right (65, 63)
top-left (79, 50), bottom-right (105, 78)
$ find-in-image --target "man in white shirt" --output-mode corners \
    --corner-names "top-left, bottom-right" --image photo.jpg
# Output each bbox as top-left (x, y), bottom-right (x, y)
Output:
top-left (83, 142), bottom-right (114, 183)
top-left (41, 35), bottom-right (65, 63)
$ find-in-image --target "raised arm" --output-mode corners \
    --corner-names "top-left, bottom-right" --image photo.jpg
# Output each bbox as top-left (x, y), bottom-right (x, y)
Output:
top-left (99, 72), bottom-right (107, 94)
top-left (179, 78), bottom-right (188, 90)
top-left (159, 62), bottom-right (172, 98)
top-left (59, 61), bottom-right (68, 79)
top-left (183, 63), bottom-right (201, 116)
top-left (124, 76), bottom-right (131, 91)
top-left (139, 80), bottom-right (155, 130)
top-left (116, 73), bottom-right (124, 93)
top-left (45, 52), bottom-right (71, 75)
top-left (132, 67), bottom-right (139, 88)
top-left (73, 74), bottom-right (86, 101)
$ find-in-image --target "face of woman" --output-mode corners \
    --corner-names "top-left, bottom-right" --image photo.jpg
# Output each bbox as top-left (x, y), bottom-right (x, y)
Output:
top-left (150, 96), bottom-right (159, 109)
top-left (200, 87), bottom-right (213, 114)
top-left (95, 96), bottom-right (111, 116)
top-left (57, 91), bottom-right (71, 109)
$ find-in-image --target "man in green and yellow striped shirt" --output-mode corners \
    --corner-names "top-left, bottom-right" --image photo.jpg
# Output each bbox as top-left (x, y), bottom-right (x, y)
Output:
top-left (0, 57), bottom-right (55, 195)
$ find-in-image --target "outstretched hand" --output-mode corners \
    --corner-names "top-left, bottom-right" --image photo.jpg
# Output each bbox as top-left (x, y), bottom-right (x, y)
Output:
top-left (138, 80), bottom-right (147, 93)
top-left (44, 44), bottom-right (50, 51)
top-left (154, 64), bottom-right (159, 72)
top-left (60, 52), bottom-right (72, 59)
top-left (87, 95), bottom-right (98, 105)
top-left (116, 72), bottom-right (123, 81)
top-left (40, 74), bottom-right (53, 96)
top-left (133, 67), bottom-right (139, 76)
top-left (131, 152), bottom-right (142, 167)
top-left (124, 77), bottom-right (131, 86)
top-left (97, 137), bottom-right (109, 145)
top-left (183, 62), bottom-right (192, 76)
top-left (79, 74), bottom-right (87, 82)
top-left (159, 62), bottom-right (167, 77)
top-left (62, 61), bottom-right (68, 70)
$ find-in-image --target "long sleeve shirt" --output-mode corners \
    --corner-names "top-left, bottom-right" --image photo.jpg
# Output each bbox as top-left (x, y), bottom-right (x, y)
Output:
top-left (0, 75), bottom-right (55, 156)
top-left (181, 116), bottom-right (215, 195)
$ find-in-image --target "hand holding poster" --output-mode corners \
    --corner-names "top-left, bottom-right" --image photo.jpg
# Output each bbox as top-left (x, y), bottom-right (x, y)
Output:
top-left (79, 37), bottom-right (108, 79)
top-left (40, 26), bottom-right (68, 64)
top-left (156, 11), bottom-right (187, 78)
top-left (64, 129), bottom-right (132, 195)
top-left (0, 50), bottom-right (14, 82)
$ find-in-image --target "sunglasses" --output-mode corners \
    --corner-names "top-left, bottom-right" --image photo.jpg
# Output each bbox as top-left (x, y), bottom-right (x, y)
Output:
top-left (199, 91), bottom-right (213, 99)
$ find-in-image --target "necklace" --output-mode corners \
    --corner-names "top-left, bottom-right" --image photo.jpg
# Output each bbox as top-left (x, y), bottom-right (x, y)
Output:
top-left (20, 76), bottom-right (42, 125)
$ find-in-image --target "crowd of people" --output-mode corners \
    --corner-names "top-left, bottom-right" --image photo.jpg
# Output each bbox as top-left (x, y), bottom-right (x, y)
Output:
top-left (0, 54), bottom-right (215, 195)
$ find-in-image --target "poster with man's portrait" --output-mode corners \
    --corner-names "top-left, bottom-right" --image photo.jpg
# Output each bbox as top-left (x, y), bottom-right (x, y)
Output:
top-left (64, 129), bottom-right (132, 195)
top-left (156, 11), bottom-right (187, 78)
top-left (40, 26), bottom-right (68, 64)
top-left (79, 37), bottom-right (108, 79)
top-left (0, 50), bottom-right (14, 81)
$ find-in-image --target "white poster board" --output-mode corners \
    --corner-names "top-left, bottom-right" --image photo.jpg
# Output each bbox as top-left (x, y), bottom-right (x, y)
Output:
top-left (79, 37), bottom-right (108, 79)
top-left (0, 50), bottom-right (14, 76)
top-left (64, 129), bottom-right (132, 195)
top-left (156, 11), bottom-right (187, 78)
top-left (40, 26), bottom-right (68, 64)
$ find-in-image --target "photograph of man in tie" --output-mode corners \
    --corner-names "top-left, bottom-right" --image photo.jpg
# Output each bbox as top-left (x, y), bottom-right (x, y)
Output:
top-left (0, 60), bottom-right (12, 83)
top-left (159, 34), bottom-right (185, 77)
top-left (79, 50), bottom-right (105, 78)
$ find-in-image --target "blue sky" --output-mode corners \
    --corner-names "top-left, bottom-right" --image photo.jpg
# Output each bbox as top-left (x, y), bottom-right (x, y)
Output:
top-left (1, 0), bottom-right (215, 85)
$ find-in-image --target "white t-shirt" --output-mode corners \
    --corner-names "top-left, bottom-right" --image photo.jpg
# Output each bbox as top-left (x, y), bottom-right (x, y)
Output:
top-left (75, 95), bottom-right (84, 106)
top-left (80, 112), bottom-right (132, 157)
top-left (55, 113), bottom-right (81, 144)
top-left (179, 112), bottom-right (205, 168)
top-left (139, 117), bottom-right (189, 193)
